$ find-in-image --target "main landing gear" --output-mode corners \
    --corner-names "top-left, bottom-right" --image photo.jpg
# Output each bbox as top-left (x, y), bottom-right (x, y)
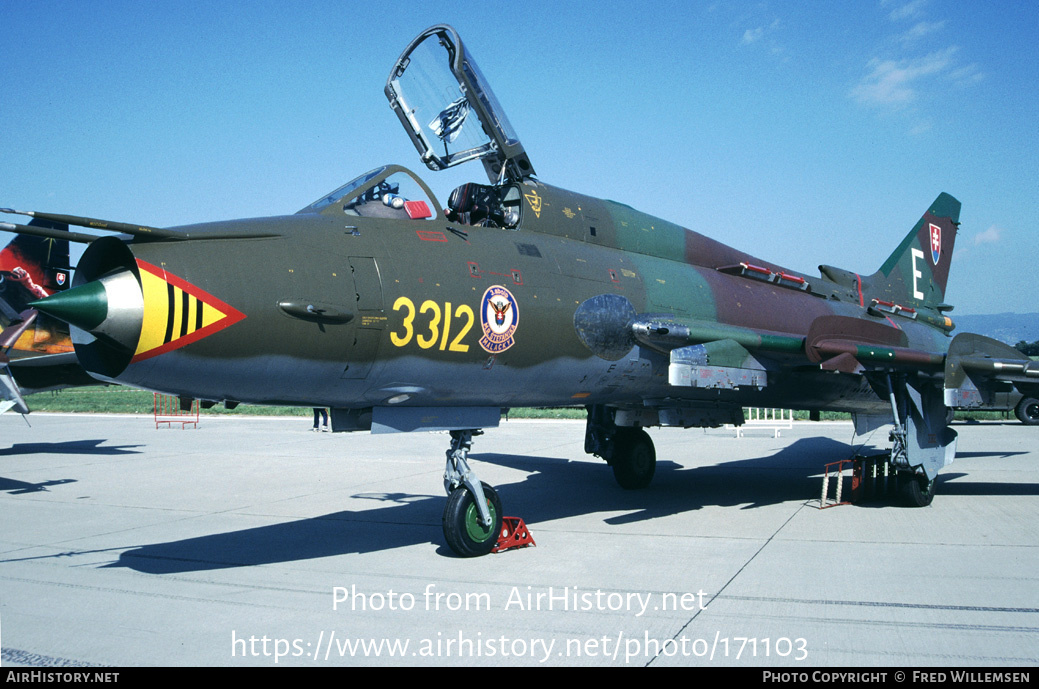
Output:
top-left (585, 406), bottom-right (657, 489)
top-left (442, 430), bottom-right (503, 557)
top-left (881, 373), bottom-right (956, 508)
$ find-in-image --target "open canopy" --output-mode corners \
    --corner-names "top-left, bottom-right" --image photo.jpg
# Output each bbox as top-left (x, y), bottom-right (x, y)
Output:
top-left (386, 24), bottom-right (535, 184)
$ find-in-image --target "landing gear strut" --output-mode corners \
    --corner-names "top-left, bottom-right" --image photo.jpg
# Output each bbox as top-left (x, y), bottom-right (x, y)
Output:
top-left (585, 405), bottom-right (656, 489)
top-left (442, 430), bottom-right (503, 557)
top-left (881, 373), bottom-right (956, 508)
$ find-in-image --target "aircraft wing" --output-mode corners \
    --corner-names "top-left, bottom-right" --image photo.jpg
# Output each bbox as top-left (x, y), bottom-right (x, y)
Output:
top-left (944, 332), bottom-right (1039, 408)
top-left (573, 294), bottom-right (947, 394)
top-left (622, 311), bottom-right (1028, 407)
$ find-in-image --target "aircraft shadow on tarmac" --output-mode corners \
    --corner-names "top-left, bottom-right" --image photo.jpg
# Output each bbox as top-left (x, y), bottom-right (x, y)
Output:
top-left (0, 439), bottom-right (143, 457)
top-left (477, 437), bottom-right (858, 526)
top-left (0, 476), bottom-right (76, 494)
top-left (106, 437), bottom-right (849, 573)
top-left (0, 439), bottom-right (140, 495)
top-left (953, 450), bottom-right (1031, 460)
top-left (104, 436), bottom-right (1036, 574)
top-left (932, 473), bottom-right (1039, 497)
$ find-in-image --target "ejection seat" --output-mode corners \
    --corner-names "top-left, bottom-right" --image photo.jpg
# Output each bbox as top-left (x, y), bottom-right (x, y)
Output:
top-left (446, 182), bottom-right (504, 227)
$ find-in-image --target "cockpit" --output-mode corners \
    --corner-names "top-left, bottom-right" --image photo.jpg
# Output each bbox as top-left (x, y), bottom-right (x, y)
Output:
top-left (300, 164), bottom-right (525, 230)
top-left (445, 182), bottom-right (521, 228)
top-left (299, 25), bottom-right (533, 231)
top-left (298, 165), bottom-right (435, 221)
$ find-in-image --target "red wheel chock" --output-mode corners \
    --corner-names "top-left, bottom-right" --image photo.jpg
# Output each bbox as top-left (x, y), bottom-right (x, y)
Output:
top-left (493, 516), bottom-right (536, 553)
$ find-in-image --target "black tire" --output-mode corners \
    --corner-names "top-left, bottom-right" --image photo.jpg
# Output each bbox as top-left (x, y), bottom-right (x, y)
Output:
top-left (900, 473), bottom-right (935, 507)
top-left (1015, 397), bottom-right (1039, 425)
top-left (442, 482), bottom-right (502, 557)
top-left (611, 428), bottom-right (656, 490)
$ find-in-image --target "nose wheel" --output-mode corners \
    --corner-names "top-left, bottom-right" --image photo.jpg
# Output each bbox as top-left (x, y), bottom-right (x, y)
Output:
top-left (443, 481), bottom-right (502, 557)
top-left (442, 430), bottom-right (504, 557)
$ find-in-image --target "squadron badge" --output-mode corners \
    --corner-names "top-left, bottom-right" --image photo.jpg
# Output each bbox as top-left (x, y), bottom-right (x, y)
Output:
top-left (523, 189), bottom-right (542, 218)
top-left (479, 285), bottom-right (519, 353)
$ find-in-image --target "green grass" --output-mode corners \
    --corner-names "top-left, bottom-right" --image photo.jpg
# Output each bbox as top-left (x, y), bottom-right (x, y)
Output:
top-left (23, 385), bottom-right (1016, 422)
top-left (25, 386), bottom-right (308, 416)
top-left (23, 387), bottom-right (592, 418)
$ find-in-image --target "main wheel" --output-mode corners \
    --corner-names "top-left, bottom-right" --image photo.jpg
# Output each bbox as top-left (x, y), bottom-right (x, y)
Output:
top-left (1015, 397), bottom-right (1039, 425)
top-left (442, 482), bottom-right (502, 557)
top-left (899, 473), bottom-right (935, 507)
top-left (611, 428), bottom-right (656, 490)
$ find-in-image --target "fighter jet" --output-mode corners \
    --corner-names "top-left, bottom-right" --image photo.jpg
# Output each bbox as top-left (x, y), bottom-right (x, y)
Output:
top-left (6, 25), bottom-right (1038, 556)
top-left (0, 229), bottom-right (93, 413)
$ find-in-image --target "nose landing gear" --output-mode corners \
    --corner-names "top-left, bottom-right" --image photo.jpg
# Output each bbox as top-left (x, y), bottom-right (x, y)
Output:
top-left (442, 429), bottom-right (504, 557)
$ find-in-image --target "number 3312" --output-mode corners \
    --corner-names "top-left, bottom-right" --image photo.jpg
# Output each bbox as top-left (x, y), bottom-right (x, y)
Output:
top-left (389, 297), bottom-right (474, 352)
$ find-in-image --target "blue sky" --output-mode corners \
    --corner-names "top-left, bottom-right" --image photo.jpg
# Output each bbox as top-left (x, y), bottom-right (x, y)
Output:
top-left (2, 0), bottom-right (1036, 315)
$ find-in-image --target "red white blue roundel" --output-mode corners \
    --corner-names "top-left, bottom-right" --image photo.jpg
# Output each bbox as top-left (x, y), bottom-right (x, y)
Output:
top-left (479, 285), bottom-right (518, 353)
top-left (929, 223), bottom-right (941, 265)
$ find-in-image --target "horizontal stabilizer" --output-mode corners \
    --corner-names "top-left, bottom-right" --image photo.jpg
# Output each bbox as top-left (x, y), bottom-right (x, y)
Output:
top-left (0, 366), bottom-right (29, 414)
top-left (945, 332), bottom-right (1039, 408)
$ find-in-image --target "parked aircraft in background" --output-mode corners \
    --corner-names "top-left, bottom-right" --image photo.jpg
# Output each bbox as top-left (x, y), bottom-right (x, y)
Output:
top-left (0, 229), bottom-right (93, 414)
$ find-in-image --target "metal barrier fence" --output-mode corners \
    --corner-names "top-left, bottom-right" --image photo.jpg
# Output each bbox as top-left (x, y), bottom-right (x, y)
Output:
top-left (153, 393), bottom-right (199, 429)
top-left (733, 408), bottom-right (793, 437)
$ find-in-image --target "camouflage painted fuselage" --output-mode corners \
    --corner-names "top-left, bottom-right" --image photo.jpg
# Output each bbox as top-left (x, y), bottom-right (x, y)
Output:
top-left (69, 173), bottom-right (957, 420)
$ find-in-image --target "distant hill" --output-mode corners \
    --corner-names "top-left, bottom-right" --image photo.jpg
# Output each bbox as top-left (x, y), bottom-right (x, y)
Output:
top-left (954, 313), bottom-right (1039, 345)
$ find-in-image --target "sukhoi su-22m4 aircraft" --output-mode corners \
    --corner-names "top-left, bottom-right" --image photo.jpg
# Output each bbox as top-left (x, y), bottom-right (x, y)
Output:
top-left (6, 25), bottom-right (1038, 557)
top-left (0, 227), bottom-right (93, 414)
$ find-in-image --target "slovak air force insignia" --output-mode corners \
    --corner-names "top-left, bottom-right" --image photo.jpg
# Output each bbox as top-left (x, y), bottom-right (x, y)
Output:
top-left (929, 223), bottom-right (941, 265)
top-left (479, 285), bottom-right (518, 353)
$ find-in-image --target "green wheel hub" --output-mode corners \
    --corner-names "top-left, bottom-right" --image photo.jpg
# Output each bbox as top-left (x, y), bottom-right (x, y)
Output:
top-left (464, 498), bottom-right (497, 543)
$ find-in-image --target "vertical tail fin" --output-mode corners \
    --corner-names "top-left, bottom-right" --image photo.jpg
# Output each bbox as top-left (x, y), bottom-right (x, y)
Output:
top-left (0, 227), bottom-right (71, 310)
top-left (872, 192), bottom-right (960, 309)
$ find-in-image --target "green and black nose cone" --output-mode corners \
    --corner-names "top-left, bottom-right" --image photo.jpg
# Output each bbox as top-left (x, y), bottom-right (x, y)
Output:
top-left (30, 281), bottom-right (109, 332)
top-left (29, 269), bottom-right (143, 353)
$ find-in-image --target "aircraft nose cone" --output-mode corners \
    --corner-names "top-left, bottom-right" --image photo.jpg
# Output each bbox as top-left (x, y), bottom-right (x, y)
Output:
top-left (30, 269), bottom-right (144, 351)
top-left (30, 280), bottom-right (108, 331)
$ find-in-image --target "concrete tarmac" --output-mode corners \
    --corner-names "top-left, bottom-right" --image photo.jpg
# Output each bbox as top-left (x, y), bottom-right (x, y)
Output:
top-left (1, 413), bottom-right (1036, 667)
